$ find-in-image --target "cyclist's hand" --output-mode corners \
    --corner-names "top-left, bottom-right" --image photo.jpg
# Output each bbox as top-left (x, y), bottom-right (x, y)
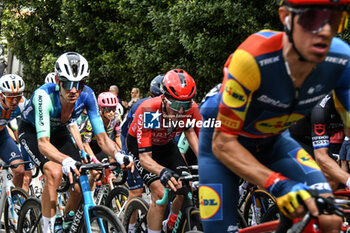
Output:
top-left (62, 157), bottom-right (80, 184)
top-left (79, 150), bottom-right (91, 164)
top-left (115, 152), bottom-right (135, 173)
top-left (264, 172), bottom-right (318, 219)
top-left (160, 168), bottom-right (181, 192)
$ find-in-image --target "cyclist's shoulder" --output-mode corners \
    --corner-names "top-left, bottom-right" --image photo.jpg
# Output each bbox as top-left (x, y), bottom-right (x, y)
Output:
top-left (135, 96), bottom-right (162, 112)
top-left (131, 97), bottom-right (151, 113)
top-left (236, 30), bottom-right (283, 57)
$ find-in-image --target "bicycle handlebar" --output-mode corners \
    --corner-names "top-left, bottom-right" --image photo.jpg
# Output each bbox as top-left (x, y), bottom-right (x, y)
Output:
top-left (156, 170), bottom-right (199, 206)
top-left (0, 161), bottom-right (32, 169)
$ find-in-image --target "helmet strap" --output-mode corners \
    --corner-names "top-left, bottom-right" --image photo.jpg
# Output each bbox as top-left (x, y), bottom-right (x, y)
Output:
top-left (285, 12), bottom-right (307, 62)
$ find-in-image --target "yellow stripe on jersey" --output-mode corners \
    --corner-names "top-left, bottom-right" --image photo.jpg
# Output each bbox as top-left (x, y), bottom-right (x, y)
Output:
top-left (228, 49), bottom-right (261, 91)
top-left (333, 90), bottom-right (350, 127)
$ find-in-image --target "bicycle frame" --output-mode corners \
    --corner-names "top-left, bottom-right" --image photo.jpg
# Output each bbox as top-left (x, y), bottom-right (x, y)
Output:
top-left (69, 163), bottom-right (110, 233)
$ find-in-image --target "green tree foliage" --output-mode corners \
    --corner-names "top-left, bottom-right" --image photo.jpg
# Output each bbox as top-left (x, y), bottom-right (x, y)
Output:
top-left (3, 0), bottom-right (285, 100)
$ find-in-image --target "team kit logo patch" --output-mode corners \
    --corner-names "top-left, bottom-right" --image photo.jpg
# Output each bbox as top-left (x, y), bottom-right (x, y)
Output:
top-left (199, 184), bottom-right (223, 221)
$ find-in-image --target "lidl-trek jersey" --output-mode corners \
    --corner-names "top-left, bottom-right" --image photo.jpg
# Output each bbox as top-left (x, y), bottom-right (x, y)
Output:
top-left (217, 30), bottom-right (350, 138)
top-left (21, 83), bottom-right (105, 138)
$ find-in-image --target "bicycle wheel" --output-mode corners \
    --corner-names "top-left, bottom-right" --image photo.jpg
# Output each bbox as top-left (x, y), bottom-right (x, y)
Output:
top-left (105, 186), bottom-right (129, 219)
top-left (4, 187), bottom-right (29, 233)
top-left (182, 209), bottom-right (203, 232)
top-left (84, 205), bottom-right (126, 233)
top-left (123, 197), bottom-right (149, 233)
top-left (17, 197), bottom-right (43, 233)
top-left (242, 189), bottom-right (276, 226)
top-left (261, 204), bottom-right (280, 223)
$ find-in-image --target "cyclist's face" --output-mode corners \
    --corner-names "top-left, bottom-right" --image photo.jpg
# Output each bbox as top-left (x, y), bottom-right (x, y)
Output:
top-left (281, 7), bottom-right (335, 63)
top-left (59, 81), bottom-right (82, 104)
top-left (101, 107), bottom-right (116, 121)
top-left (1, 93), bottom-right (23, 111)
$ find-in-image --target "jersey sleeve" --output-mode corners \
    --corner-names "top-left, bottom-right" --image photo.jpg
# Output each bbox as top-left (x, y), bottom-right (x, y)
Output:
top-left (32, 89), bottom-right (53, 139)
top-left (310, 95), bottom-right (331, 149)
top-left (216, 49), bottom-right (261, 135)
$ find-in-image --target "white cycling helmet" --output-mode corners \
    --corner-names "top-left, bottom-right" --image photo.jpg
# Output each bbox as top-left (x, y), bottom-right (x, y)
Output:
top-left (0, 74), bottom-right (25, 94)
top-left (55, 52), bottom-right (90, 82)
top-left (45, 72), bottom-right (57, 84)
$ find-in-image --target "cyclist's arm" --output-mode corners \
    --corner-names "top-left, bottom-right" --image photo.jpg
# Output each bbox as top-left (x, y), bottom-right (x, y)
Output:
top-left (212, 130), bottom-right (271, 187)
top-left (184, 128), bottom-right (198, 156)
top-left (314, 147), bottom-right (350, 188)
top-left (68, 123), bottom-right (85, 152)
top-left (38, 137), bottom-right (72, 163)
top-left (82, 142), bottom-right (96, 157)
top-left (139, 151), bottom-right (164, 176)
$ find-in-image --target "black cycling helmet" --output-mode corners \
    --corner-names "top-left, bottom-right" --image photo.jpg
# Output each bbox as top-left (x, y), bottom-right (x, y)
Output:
top-left (150, 74), bottom-right (164, 97)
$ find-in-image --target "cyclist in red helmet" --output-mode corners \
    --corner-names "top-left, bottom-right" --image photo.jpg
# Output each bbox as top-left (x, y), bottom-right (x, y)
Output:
top-left (127, 69), bottom-right (202, 233)
top-left (198, 0), bottom-right (350, 232)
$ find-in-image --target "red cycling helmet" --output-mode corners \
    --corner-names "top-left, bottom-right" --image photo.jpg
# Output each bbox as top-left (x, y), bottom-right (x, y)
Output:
top-left (161, 69), bottom-right (196, 101)
top-left (98, 92), bottom-right (118, 107)
top-left (279, 0), bottom-right (350, 6)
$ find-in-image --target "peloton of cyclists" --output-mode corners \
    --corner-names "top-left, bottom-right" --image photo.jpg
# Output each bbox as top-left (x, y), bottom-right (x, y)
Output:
top-left (18, 52), bottom-right (133, 233)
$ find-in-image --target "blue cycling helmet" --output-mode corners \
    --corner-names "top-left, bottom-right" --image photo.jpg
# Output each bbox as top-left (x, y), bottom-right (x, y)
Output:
top-left (150, 74), bottom-right (164, 97)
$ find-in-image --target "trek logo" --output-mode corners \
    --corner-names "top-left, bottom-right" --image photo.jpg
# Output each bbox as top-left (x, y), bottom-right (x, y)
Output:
top-left (143, 110), bottom-right (161, 129)
top-left (199, 184), bottom-right (223, 220)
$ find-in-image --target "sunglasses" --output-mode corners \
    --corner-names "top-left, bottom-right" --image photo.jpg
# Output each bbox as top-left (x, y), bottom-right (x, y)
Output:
top-left (102, 106), bottom-right (116, 113)
top-left (289, 7), bottom-right (349, 34)
top-left (3, 94), bottom-right (23, 102)
top-left (60, 80), bottom-right (85, 91)
top-left (165, 97), bottom-right (192, 112)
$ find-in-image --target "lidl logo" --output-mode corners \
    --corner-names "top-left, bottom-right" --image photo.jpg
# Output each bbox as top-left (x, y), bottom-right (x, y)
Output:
top-left (295, 149), bottom-right (320, 170)
top-left (199, 184), bottom-right (223, 221)
top-left (222, 79), bottom-right (247, 109)
top-left (255, 113), bottom-right (304, 134)
top-left (143, 110), bottom-right (161, 129)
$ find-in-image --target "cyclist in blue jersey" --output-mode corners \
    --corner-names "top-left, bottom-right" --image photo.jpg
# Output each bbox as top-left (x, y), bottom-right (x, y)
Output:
top-left (0, 74), bottom-right (32, 189)
top-left (19, 52), bottom-right (134, 233)
top-left (198, 0), bottom-right (350, 232)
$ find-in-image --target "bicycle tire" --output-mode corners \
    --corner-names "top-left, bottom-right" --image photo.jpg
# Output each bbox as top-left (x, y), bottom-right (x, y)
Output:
top-left (242, 189), bottom-right (276, 227)
top-left (123, 197), bottom-right (149, 233)
top-left (261, 204), bottom-right (280, 223)
top-left (182, 209), bottom-right (204, 233)
top-left (82, 205), bottom-right (126, 233)
top-left (105, 186), bottom-right (129, 218)
top-left (17, 197), bottom-right (43, 233)
top-left (4, 187), bottom-right (29, 233)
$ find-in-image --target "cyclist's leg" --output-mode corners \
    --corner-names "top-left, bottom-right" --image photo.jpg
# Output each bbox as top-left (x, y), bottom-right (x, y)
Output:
top-left (198, 128), bottom-right (239, 233)
top-left (263, 131), bottom-right (342, 233)
top-left (0, 127), bottom-right (25, 187)
top-left (19, 121), bottom-right (58, 232)
top-left (127, 135), bottom-right (165, 232)
top-left (126, 168), bottom-right (144, 226)
top-left (52, 127), bottom-right (81, 214)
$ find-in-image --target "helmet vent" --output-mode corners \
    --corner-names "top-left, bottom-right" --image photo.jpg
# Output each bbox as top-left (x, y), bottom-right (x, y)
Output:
top-left (189, 87), bottom-right (195, 97)
top-left (64, 64), bottom-right (70, 76)
top-left (72, 64), bottom-right (78, 77)
top-left (178, 73), bottom-right (187, 87)
top-left (169, 87), bottom-right (178, 97)
top-left (3, 81), bottom-right (9, 89)
top-left (80, 65), bottom-right (85, 75)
